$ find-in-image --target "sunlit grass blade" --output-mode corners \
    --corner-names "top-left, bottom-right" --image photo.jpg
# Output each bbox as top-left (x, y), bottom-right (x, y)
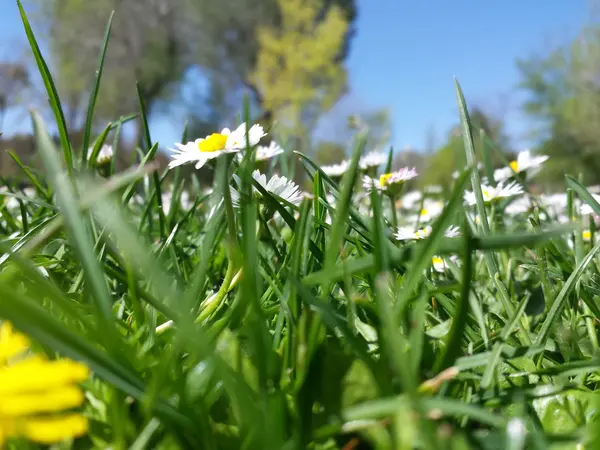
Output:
top-left (17, 0), bottom-right (74, 175)
top-left (434, 223), bottom-right (474, 372)
top-left (81, 11), bottom-right (114, 164)
top-left (394, 166), bottom-right (471, 316)
top-left (31, 111), bottom-right (116, 340)
top-left (325, 131), bottom-right (367, 270)
top-left (535, 238), bottom-right (600, 348)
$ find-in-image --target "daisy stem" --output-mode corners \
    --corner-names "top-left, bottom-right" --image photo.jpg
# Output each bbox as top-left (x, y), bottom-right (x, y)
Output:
top-left (195, 261), bottom-right (241, 323)
top-left (390, 193), bottom-right (398, 229)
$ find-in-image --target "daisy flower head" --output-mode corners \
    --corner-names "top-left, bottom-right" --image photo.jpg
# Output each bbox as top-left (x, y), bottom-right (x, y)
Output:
top-left (464, 181), bottom-right (524, 206)
top-left (88, 144), bottom-right (113, 165)
top-left (363, 167), bottom-right (418, 195)
top-left (505, 195), bottom-right (531, 216)
top-left (494, 149), bottom-right (549, 181)
top-left (580, 194), bottom-right (600, 216)
top-left (231, 170), bottom-right (304, 216)
top-left (321, 160), bottom-right (350, 178)
top-left (417, 199), bottom-right (445, 223)
top-left (399, 190), bottom-right (422, 210)
top-left (256, 140), bottom-right (284, 161)
top-left (168, 123), bottom-right (266, 170)
top-left (0, 321), bottom-right (90, 446)
top-left (359, 151), bottom-right (387, 171)
top-left (395, 225), bottom-right (460, 241)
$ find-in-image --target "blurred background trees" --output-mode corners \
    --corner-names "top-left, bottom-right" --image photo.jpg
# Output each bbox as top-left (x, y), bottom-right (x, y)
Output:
top-left (4, 0), bottom-right (600, 190)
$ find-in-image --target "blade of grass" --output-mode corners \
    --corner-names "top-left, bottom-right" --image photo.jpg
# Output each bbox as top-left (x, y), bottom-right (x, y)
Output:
top-left (31, 111), bottom-right (116, 340)
top-left (17, 0), bottom-right (74, 176)
top-left (81, 11), bottom-right (114, 164)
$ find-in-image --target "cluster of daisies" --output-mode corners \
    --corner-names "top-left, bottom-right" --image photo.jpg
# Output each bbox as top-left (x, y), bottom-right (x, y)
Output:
top-left (163, 122), bottom-right (600, 269)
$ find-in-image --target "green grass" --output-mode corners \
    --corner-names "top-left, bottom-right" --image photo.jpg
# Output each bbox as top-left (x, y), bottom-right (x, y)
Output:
top-left (2, 3), bottom-right (600, 449)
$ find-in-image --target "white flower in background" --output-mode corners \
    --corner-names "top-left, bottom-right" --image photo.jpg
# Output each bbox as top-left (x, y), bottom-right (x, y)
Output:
top-left (231, 170), bottom-right (303, 207)
top-left (505, 195), bottom-right (531, 216)
top-left (363, 167), bottom-right (418, 192)
top-left (0, 186), bottom-right (19, 210)
top-left (255, 140), bottom-right (285, 161)
top-left (98, 145), bottom-right (113, 164)
top-left (588, 185), bottom-right (600, 194)
top-left (321, 161), bottom-right (350, 178)
top-left (180, 190), bottom-right (192, 210)
top-left (87, 144), bottom-right (114, 165)
top-left (580, 194), bottom-right (600, 215)
top-left (161, 191), bottom-right (173, 215)
top-left (464, 181), bottom-right (523, 206)
top-left (168, 123), bottom-right (266, 170)
top-left (432, 255), bottom-right (459, 273)
top-left (540, 192), bottom-right (569, 217)
top-left (395, 225), bottom-right (460, 241)
top-left (417, 200), bottom-right (445, 222)
top-left (494, 149), bottom-right (548, 181)
top-left (359, 151), bottom-right (387, 170)
top-left (432, 256), bottom-right (447, 273)
top-left (399, 191), bottom-right (422, 209)
top-left (23, 187), bottom-right (36, 198)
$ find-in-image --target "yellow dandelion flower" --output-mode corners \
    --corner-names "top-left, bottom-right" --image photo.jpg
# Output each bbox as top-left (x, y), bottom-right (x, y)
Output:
top-left (0, 321), bottom-right (90, 447)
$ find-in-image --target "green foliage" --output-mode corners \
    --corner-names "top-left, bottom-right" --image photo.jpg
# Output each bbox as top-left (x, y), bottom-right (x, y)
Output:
top-left (4, 4), bottom-right (600, 450)
top-left (250, 0), bottom-right (351, 146)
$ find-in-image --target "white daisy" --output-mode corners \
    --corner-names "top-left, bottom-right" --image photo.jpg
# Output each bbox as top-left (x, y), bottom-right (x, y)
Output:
top-left (363, 167), bottom-right (418, 193)
top-left (359, 151), bottom-right (387, 170)
top-left (432, 255), bottom-right (459, 273)
top-left (580, 194), bottom-right (600, 215)
top-left (464, 181), bottom-right (523, 206)
top-left (256, 140), bottom-right (284, 161)
top-left (399, 191), bottom-right (422, 209)
top-left (97, 145), bottom-right (113, 164)
top-left (87, 144), bottom-right (113, 165)
top-left (494, 149), bottom-right (548, 181)
top-left (505, 195), bottom-right (531, 216)
top-left (321, 161), bottom-right (350, 178)
top-left (168, 123), bottom-right (266, 170)
top-left (588, 185), bottom-right (600, 194)
top-left (417, 200), bottom-right (445, 223)
top-left (231, 170), bottom-right (303, 207)
top-left (583, 230), bottom-right (593, 242)
top-left (432, 256), bottom-right (447, 273)
top-left (395, 225), bottom-right (460, 241)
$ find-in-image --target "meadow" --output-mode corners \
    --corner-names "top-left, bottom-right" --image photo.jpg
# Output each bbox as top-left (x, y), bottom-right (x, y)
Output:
top-left (2, 3), bottom-right (600, 450)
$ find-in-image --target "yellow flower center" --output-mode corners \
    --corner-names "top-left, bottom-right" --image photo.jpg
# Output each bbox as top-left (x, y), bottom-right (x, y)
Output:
top-left (432, 256), bottom-right (443, 265)
top-left (583, 230), bottom-right (592, 241)
top-left (482, 188), bottom-right (491, 200)
top-left (198, 133), bottom-right (228, 152)
top-left (379, 173), bottom-right (392, 187)
top-left (420, 208), bottom-right (428, 217)
top-left (509, 160), bottom-right (519, 172)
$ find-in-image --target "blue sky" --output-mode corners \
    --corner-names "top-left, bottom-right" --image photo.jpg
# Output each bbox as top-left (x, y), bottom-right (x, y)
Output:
top-left (0, 0), bottom-right (589, 151)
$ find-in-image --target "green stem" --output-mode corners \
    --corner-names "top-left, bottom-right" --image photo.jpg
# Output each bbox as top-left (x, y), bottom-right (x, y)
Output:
top-left (390, 193), bottom-right (398, 229)
top-left (223, 164), bottom-right (238, 244)
top-left (195, 261), bottom-right (240, 323)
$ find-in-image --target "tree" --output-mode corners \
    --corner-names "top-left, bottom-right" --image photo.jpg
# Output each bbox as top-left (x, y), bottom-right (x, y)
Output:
top-left (516, 32), bottom-right (600, 186)
top-left (0, 62), bottom-right (30, 131)
top-left (34, 0), bottom-right (357, 146)
top-left (34, 0), bottom-right (197, 133)
top-left (249, 0), bottom-right (352, 152)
